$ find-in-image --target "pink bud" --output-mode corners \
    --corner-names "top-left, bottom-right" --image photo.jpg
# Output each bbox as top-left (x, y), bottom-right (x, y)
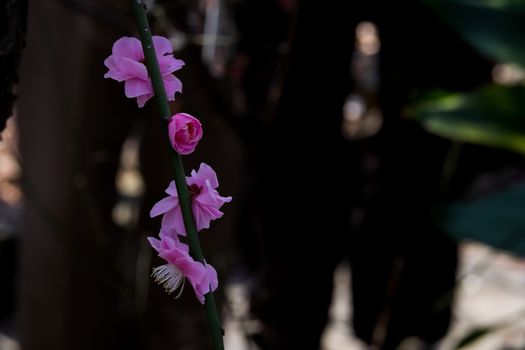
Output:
top-left (168, 113), bottom-right (203, 155)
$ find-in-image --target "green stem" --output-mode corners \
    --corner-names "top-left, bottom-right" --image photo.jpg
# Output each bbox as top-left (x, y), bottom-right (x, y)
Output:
top-left (129, 1), bottom-right (224, 349)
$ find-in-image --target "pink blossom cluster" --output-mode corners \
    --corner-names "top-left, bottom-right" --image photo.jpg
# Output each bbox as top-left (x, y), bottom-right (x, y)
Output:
top-left (105, 36), bottom-right (231, 304)
top-left (148, 163), bottom-right (231, 303)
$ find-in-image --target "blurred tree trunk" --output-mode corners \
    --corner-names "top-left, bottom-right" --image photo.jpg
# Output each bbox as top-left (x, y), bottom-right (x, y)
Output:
top-left (17, 1), bottom-right (136, 349)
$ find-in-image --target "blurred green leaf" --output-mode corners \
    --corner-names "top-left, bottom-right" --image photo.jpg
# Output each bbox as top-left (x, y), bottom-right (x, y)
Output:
top-left (407, 84), bottom-right (525, 154)
top-left (453, 327), bottom-right (493, 349)
top-left (444, 179), bottom-right (525, 257)
top-left (423, 0), bottom-right (525, 68)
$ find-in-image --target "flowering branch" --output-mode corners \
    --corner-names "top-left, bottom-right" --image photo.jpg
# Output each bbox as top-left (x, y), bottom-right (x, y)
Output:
top-left (129, 1), bottom-right (224, 349)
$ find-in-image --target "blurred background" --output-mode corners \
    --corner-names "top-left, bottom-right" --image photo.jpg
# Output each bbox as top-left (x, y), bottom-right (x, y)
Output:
top-left (1, 0), bottom-right (525, 349)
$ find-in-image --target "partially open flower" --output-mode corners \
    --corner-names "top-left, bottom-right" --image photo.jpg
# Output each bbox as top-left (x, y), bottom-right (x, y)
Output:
top-left (148, 232), bottom-right (218, 304)
top-left (150, 163), bottom-right (232, 235)
top-left (104, 36), bottom-right (184, 107)
top-left (168, 113), bottom-right (203, 155)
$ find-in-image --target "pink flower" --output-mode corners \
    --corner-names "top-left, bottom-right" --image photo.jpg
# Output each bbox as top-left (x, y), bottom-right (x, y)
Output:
top-left (148, 232), bottom-right (218, 304)
top-left (104, 36), bottom-right (184, 107)
top-left (168, 113), bottom-right (203, 155)
top-left (150, 163), bottom-right (232, 235)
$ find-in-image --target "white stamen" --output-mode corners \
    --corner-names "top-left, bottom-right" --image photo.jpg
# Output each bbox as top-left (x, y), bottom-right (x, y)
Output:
top-left (151, 264), bottom-right (185, 298)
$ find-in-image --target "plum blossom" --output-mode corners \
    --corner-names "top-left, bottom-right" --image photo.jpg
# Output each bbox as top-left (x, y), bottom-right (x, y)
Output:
top-left (150, 163), bottom-right (232, 235)
top-left (104, 36), bottom-right (184, 107)
top-left (168, 113), bottom-right (203, 155)
top-left (148, 232), bottom-right (218, 304)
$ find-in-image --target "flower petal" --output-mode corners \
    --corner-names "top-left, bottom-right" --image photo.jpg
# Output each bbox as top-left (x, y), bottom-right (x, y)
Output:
top-left (125, 78), bottom-right (152, 98)
top-left (197, 163), bottom-right (219, 188)
top-left (152, 36), bottom-right (173, 56)
top-left (192, 203), bottom-right (210, 231)
top-left (152, 36), bottom-right (185, 75)
top-left (136, 94), bottom-right (152, 108)
top-left (119, 57), bottom-right (148, 81)
top-left (193, 262), bottom-right (219, 304)
top-left (103, 57), bottom-right (128, 81)
top-left (161, 208), bottom-right (186, 236)
top-left (163, 74), bottom-right (183, 101)
top-left (177, 260), bottom-right (208, 304)
top-left (150, 196), bottom-right (178, 218)
top-left (112, 37), bottom-right (143, 62)
top-left (172, 208), bottom-right (186, 236)
top-left (160, 58), bottom-right (185, 76)
top-left (147, 236), bottom-right (161, 251)
top-left (205, 264), bottom-right (219, 292)
top-left (165, 180), bottom-right (178, 196)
